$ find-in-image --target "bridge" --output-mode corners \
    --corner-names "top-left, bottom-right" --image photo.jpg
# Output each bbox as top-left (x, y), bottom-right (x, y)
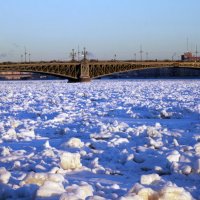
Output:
top-left (0, 60), bottom-right (200, 82)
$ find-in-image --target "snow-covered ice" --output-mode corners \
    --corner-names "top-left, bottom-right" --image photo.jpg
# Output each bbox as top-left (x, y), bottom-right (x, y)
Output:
top-left (0, 79), bottom-right (199, 199)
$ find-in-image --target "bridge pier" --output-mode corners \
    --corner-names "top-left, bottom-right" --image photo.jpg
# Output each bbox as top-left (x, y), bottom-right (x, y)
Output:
top-left (79, 77), bottom-right (91, 82)
top-left (78, 60), bottom-right (91, 82)
top-left (67, 60), bottom-right (91, 83)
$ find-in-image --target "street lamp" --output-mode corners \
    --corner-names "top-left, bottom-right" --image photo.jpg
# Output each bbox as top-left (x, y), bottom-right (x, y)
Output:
top-left (172, 53), bottom-right (176, 61)
top-left (29, 53), bottom-right (31, 63)
top-left (134, 53), bottom-right (136, 61)
top-left (146, 52), bottom-right (148, 61)
top-left (195, 45), bottom-right (199, 62)
top-left (20, 54), bottom-right (23, 63)
top-left (77, 45), bottom-right (80, 61)
top-left (139, 45), bottom-right (143, 61)
top-left (24, 47), bottom-right (27, 63)
top-left (70, 49), bottom-right (76, 61)
top-left (82, 47), bottom-right (88, 61)
top-left (113, 54), bottom-right (117, 61)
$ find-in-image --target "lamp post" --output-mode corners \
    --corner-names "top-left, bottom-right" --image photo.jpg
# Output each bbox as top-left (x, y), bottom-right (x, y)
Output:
top-left (195, 45), bottom-right (199, 62)
top-left (172, 53), bottom-right (176, 61)
top-left (70, 49), bottom-right (76, 62)
top-left (139, 45), bottom-right (143, 61)
top-left (21, 54), bottom-right (23, 63)
top-left (114, 54), bottom-right (117, 61)
top-left (82, 47), bottom-right (88, 61)
top-left (146, 52), bottom-right (148, 61)
top-left (28, 53), bottom-right (31, 63)
top-left (134, 53), bottom-right (136, 61)
top-left (24, 47), bottom-right (27, 63)
top-left (77, 45), bottom-right (80, 61)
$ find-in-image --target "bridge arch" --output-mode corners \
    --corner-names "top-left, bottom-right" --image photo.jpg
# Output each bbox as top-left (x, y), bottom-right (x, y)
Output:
top-left (95, 66), bottom-right (200, 79)
top-left (89, 66), bottom-right (200, 78)
top-left (0, 62), bottom-right (80, 81)
top-left (89, 62), bottom-right (200, 79)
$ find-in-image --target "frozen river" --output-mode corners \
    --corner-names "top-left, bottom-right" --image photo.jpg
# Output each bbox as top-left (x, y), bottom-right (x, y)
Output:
top-left (0, 79), bottom-right (199, 199)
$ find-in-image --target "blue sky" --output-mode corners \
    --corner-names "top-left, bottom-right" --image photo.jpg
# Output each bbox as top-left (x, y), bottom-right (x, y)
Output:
top-left (0, 0), bottom-right (200, 61)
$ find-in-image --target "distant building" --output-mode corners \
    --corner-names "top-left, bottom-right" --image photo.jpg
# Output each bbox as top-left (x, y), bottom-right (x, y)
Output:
top-left (0, 72), bottom-right (32, 80)
top-left (0, 71), bottom-right (65, 80)
top-left (181, 52), bottom-right (200, 61)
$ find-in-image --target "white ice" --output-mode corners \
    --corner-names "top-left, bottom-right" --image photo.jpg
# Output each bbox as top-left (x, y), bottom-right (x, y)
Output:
top-left (0, 79), bottom-right (199, 199)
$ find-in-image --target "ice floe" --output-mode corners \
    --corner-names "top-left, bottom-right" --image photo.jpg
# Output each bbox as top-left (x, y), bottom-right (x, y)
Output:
top-left (0, 79), bottom-right (199, 199)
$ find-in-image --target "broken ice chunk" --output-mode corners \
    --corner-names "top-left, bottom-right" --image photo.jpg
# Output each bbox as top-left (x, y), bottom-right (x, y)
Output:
top-left (159, 186), bottom-right (193, 200)
top-left (0, 167), bottom-right (11, 184)
top-left (60, 182), bottom-right (94, 200)
top-left (62, 137), bottom-right (84, 148)
top-left (166, 150), bottom-right (180, 163)
top-left (60, 152), bottom-right (82, 170)
top-left (36, 181), bottom-right (65, 198)
top-left (140, 174), bottom-right (161, 185)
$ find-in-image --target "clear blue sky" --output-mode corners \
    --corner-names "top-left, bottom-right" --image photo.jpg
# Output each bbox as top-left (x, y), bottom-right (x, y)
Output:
top-left (0, 0), bottom-right (200, 61)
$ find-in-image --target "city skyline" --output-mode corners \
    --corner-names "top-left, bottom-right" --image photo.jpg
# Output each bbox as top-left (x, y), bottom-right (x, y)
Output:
top-left (0, 0), bottom-right (200, 62)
